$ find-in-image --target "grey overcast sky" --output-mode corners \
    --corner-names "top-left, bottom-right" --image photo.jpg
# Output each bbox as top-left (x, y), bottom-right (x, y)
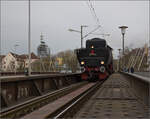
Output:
top-left (1, 1), bottom-right (149, 58)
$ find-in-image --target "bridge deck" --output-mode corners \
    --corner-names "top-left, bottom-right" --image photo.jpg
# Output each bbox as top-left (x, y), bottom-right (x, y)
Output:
top-left (74, 73), bottom-right (149, 119)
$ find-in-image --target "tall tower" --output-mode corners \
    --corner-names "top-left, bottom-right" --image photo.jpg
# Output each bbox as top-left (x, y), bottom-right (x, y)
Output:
top-left (40, 32), bottom-right (44, 43)
top-left (37, 33), bottom-right (50, 58)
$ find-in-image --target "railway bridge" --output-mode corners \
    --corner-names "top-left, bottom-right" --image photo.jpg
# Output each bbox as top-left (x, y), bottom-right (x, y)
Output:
top-left (0, 1), bottom-right (149, 118)
top-left (0, 71), bottom-right (150, 119)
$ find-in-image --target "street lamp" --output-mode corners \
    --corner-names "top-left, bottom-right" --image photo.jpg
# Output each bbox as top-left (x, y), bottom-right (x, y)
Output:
top-left (69, 25), bottom-right (88, 48)
top-left (68, 29), bottom-right (81, 33)
top-left (69, 25), bottom-right (108, 48)
top-left (119, 26), bottom-right (128, 71)
top-left (118, 26), bottom-right (128, 55)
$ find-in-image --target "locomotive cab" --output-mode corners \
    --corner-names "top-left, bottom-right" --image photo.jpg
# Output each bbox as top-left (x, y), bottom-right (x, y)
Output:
top-left (86, 38), bottom-right (107, 48)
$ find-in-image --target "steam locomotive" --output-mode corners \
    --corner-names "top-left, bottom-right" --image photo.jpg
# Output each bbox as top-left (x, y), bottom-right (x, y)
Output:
top-left (76, 38), bottom-right (113, 81)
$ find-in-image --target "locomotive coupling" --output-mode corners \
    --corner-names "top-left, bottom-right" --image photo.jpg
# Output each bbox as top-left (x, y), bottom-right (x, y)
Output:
top-left (100, 66), bottom-right (105, 73)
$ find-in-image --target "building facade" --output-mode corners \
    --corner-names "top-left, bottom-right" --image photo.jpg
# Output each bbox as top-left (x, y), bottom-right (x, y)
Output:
top-left (1, 52), bottom-right (38, 72)
top-left (1, 52), bottom-right (24, 71)
top-left (20, 53), bottom-right (39, 68)
top-left (0, 55), bottom-right (5, 71)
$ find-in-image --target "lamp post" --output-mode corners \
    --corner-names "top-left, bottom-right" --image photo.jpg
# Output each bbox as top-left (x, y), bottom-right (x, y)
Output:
top-left (119, 26), bottom-right (128, 70)
top-left (118, 48), bottom-right (121, 71)
top-left (69, 25), bottom-right (88, 48)
top-left (28, 0), bottom-right (31, 76)
top-left (0, 0), bottom-right (2, 75)
top-left (119, 26), bottom-right (128, 55)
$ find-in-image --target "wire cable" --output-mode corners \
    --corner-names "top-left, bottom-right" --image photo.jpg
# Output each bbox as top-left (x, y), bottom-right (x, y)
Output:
top-left (86, 0), bottom-right (109, 39)
top-left (86, 0), bottom-right (101, 26)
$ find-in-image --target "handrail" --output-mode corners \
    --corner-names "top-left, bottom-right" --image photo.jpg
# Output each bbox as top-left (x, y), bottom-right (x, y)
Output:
top-left (120, 71), bottom-right (150, 83)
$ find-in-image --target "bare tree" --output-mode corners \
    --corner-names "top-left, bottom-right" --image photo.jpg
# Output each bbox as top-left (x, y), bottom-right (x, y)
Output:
top-left (55, 50), bottom-right (78, 73)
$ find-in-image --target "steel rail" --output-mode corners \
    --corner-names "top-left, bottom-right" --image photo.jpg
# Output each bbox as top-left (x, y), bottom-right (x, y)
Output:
top-left (0, 82), bottom-right (87, 119)
top-left (48, 80), bottom-right (106, 119)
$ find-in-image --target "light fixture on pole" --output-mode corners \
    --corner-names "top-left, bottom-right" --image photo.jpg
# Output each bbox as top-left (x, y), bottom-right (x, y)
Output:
top-left (118, 26), bottom-right (128, 55)
top-left (68, 26), bottom-right (88, 48)
top-left (68, 29), bottom-right (81, 33)
top-left (119, 26), bottom-right (128, 70)
top-left (69, 25), bottom-right (107, 48)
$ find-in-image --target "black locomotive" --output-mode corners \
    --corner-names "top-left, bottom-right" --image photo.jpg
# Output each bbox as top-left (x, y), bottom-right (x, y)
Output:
top-left (76, 38), bottom-right (113, 81)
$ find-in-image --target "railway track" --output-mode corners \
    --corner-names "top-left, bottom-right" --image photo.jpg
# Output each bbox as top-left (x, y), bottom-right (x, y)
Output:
top-left (51, 73), bottom-right (149, 119)
top-left (19, 81), bottom-right (104, 119)
top-left (51, 79), bottom-right (105, 119)
top-left (0, 82), bottom-right (87, 119)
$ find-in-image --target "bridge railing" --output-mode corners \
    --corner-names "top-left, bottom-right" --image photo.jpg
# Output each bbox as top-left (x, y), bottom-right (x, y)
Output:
top-left (0, 73), bottom-right (81, 109)
top-left (0, 72), bottom-right (61, 76)
top-left (120, 72), bottom-right (150, 107)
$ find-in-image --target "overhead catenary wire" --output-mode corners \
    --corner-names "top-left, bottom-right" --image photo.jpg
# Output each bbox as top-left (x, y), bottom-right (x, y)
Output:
top-left (86, 0), bottom-right (106, 38)
top-left (86, 0), bottom-right (101, 27)
top-left (86, 1), bottom-right (97, 25)
top-left (83, 25), bottom-right (101, 39)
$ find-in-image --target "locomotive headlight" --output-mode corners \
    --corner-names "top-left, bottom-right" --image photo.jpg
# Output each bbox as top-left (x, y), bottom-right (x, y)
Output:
top-left (91, 45), bottom-right (94, 48)
top-left (101, 61), bottom-right (104, 65)
top-left (81, 61), bottom-right (85, 65)
top-left (100, 66), bottom-right (105, 73)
